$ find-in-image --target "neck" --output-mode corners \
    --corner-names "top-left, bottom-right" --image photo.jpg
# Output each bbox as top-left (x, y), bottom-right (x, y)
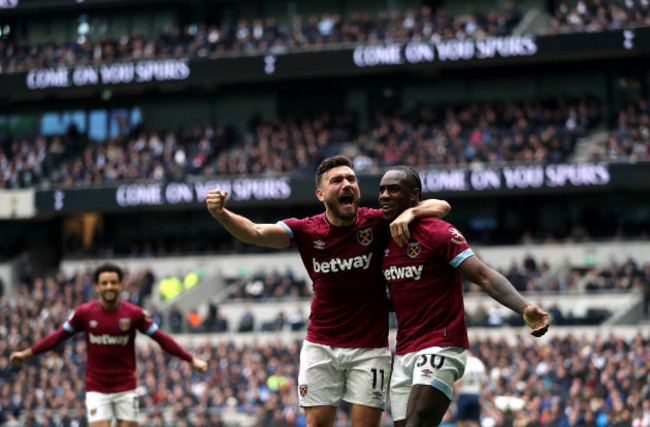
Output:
top-left (99, 299), bottom-right (120, 310)
top-left (325, 210), bottom-right (356, 227)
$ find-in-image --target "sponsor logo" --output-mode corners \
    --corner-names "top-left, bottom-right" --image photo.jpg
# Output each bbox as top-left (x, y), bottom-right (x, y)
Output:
top-left (313, 240), bottom-right (325, 250)
top-left (89, 320), bottom-right (98, 328)
top-left (420, 369), bottom-right (434, 378)
top-left (312, 253), bottom-right (373, 274)
top-left (372, 391), bottom-right (384, 400)
top-left (119, 318), bottom-right (131, 331)
top-left (450, 228), bottom-right (466, 245)
top-left (89, 333), bottom-right (129, 346)
top-left (299, 385), bottom-right (308, 397)
top-left (383, 265), bottom-right (423, 281)
top-left (356, 228), bottom-right (373, 246)
top-left (407, 241), bottom-right (421, 258)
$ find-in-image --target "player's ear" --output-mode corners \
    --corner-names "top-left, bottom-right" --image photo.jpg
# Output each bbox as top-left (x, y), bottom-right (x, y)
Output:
top-left (316, 188), bottom-right (325, 202)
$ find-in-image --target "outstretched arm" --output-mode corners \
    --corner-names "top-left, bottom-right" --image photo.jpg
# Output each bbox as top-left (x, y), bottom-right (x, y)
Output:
top-left (150, 329), bottom-right (208, 373)
top-left (390, 199), bottom-right (451, 246)
top-left (457, 256), bottom-right (549, 337)
top-left (205, 190), bottom-right (291, 249)
top-left (9, 348), bottom-right (34, 366)
top-left (10, 327), bottom-right (74, 366)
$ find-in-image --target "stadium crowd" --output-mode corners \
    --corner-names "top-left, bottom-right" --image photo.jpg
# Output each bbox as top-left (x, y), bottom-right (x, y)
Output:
top-left (0, 95), bottom-right (613, 190)
top-left (548, 0), bottom-right (650, 34)
top-left (1, 272), bottom-right (649, 426)
top-left (0, 3), bottom-right (523, 73)
top-left (5, 0), bottom-right (650, 73)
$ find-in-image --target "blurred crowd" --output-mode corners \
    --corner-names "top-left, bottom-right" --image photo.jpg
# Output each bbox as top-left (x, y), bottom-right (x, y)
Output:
top-left (465, 331), bottom-right (650, 426)
top-left (228, 269), bottom-right (311, 301)
top-left (0, 251), bottom-right (649, 425)
top-left (1, 272), bottom-right (649, 426)
top-left (548, 0), bottom-right (650, 34)
top-left (5, 0), bottom-right (650, 73)
top-left (0, 4), bottom-right (522, 73)
top-left (6, 94), bottom-right (645, 191)
top-left (157, 254), bottom-right (649, 334)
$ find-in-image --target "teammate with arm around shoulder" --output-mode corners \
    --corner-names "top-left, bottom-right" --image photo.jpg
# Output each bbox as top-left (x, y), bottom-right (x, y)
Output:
top-left (378, 166), bottom-right (549, 427)
top-left (206, 156), bottom-right (450, 427)
top-left (10, 263), bottom-right (208, 427)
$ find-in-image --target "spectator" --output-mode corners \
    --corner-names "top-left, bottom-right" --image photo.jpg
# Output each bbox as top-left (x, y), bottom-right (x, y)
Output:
top-left (238, 306), bottom-right (255, 332)
top-left (169, 304), bottom-right (184, 333)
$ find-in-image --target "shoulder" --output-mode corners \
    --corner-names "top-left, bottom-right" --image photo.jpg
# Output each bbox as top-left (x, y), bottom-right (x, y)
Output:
top-left (414, 217), bottom-right (453, 232)
top-left (282, 213), bottom-right (325, 226)
top-left (415, 217), bottom-right (465, 242)
top-left (75, 301), bottom-right (95, 315)
top-left (281, 213), bottom-right (326, 235)
top-left (122, 301), bottom-right (144, 316)
top-left (358, 207), bottom-right (383, 223)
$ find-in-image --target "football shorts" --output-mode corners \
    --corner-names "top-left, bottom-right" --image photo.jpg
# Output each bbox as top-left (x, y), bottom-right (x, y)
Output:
top-left (298, 340), bottom-right (392, 410)
top-left (86, 390), bottom-right (139, 423)
top-left (390, 346), bottom-right (467, 422)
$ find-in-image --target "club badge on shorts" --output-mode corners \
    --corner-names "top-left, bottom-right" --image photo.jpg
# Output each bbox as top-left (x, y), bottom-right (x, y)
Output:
top-left (299, 385), bottom-right (308, 397)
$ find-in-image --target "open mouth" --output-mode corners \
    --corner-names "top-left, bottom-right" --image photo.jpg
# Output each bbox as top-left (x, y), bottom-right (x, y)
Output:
top-left (339, 195), bottom-right (354, 207)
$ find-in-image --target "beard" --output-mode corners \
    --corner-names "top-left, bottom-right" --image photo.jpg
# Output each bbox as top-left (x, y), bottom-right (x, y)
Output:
top-left (324, 198), bottom-right (358, 222)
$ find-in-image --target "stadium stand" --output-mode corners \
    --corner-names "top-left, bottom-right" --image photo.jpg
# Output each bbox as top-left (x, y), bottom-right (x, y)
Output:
top-left (1, 0), bottom-right (650, 425)
top-left (548, 0), bottom-right (650, 33)
top-left (0, 3), bottom-right (524, 73)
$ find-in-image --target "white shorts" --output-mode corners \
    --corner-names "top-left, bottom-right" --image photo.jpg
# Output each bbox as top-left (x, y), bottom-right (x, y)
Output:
top-left (298, 341), bottom-right (392, 410)
top-left (86, 390), bottom-right (139, 423)
top-left (390, 346), bottom-right (467, 422)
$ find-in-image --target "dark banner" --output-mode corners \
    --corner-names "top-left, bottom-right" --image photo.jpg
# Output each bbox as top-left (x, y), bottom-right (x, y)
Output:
top-left (34, 162), bottom-right (649, 214)
top-left (3, 28), bottom-right (650, 101)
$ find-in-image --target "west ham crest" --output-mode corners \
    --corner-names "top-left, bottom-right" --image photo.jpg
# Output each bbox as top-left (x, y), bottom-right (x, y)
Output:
top-left (119, 318), bottom-right (131, 331)
top-left (407, 241), bottom-right (421, 258)
top-left (356, 227), bottom-right (373, 246)
top-left (299, 385), bottom-right (308, 397)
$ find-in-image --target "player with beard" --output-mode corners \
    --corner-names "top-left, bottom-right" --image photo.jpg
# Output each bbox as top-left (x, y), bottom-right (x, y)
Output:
top-left (10, 263), bottom-right (208, 427)
top-left (205, 156), bottom-right (450, 427)
top-left (378, 166), bottom-right (549, 427)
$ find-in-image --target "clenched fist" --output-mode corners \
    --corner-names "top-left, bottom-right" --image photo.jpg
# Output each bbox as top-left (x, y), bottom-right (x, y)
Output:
top-left (205, 190), bottom-right (228, 218)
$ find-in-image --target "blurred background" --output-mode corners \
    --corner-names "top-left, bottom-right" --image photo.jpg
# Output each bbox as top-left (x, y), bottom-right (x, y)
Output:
top-left (0, 0), bottom-right (649, 425)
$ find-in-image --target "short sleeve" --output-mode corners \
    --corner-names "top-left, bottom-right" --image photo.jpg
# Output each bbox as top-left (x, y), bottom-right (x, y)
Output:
top-left (63, 307), bottom-right (84, 332)
top-left (138, 308), bottom-right (159, 335)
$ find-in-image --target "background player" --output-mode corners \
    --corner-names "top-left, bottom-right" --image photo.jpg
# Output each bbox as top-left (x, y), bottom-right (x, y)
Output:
top-left (378, 166), bottom-right (549, 427)
top-left (206, 155), bottom-right (450, 427)
top-left (10, 263), bottom-right (208, 427)
top-left (454, 351), bottom-right (486, 427)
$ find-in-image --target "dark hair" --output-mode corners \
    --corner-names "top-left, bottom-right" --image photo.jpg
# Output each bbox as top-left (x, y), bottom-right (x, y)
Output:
top-left (93, 263), bottom-right (123, 284)
top-left (387, 166), bottom-right (422, 201)
top-left (315, 155), bottom-right (354, 187)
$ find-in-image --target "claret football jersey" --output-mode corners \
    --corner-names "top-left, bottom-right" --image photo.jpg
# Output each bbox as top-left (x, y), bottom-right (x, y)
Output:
top-left (280, 207), bottom-right (390, 348)
top-left (63, 300), bottom-right (158, 392)
top-left (382, 217), bottom-right (473, 354)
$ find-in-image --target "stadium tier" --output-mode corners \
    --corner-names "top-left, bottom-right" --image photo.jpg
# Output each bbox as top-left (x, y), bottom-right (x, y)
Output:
top-left (1, 0), bottom-right (650, 426)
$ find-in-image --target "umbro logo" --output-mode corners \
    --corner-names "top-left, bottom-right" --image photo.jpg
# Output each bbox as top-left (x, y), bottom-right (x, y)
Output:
top-left (313, 240), bottom-right (325, 250)
top-left (89, 320), bottom-right (98, 328)
top-left (420, 369), bottom-right (434, 378)
top-left (384, 249), bottom-right (390, 256)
